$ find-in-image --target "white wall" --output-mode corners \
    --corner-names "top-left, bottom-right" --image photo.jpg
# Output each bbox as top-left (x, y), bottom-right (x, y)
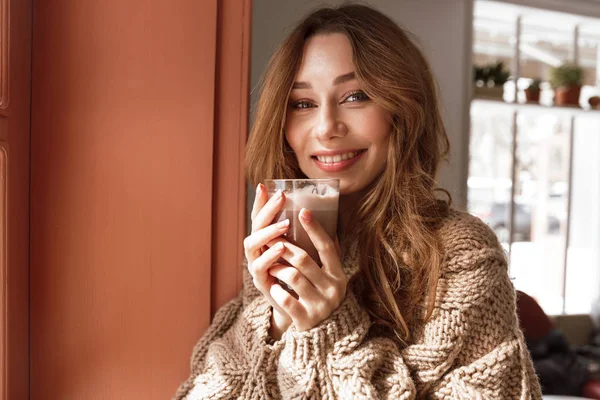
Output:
top-left (250, 0), bottom-right (474, 210)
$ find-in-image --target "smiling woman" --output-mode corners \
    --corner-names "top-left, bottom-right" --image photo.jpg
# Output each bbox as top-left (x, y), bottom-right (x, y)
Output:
top-left (174, 4), bottom-right (542, 399)
top-left (285, 33), bottom-right (391, 194)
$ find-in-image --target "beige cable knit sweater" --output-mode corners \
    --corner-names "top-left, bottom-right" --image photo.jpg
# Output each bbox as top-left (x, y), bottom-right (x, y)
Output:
top-left (173, 210), bottom-right (542, 399)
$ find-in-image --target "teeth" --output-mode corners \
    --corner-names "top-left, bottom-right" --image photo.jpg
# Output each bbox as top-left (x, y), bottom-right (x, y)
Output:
top-left (316, 151), bottom-right (360, 163)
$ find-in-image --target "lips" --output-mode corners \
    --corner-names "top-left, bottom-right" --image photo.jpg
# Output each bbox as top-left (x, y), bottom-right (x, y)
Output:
top-left (311, 149), bottom-right (367, 172)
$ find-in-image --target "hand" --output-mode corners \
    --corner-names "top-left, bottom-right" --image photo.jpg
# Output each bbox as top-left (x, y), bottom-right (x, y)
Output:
top-left (267, 208), bottom-right (348, 332)
top-left (243, 184), bottom-right (293, 330)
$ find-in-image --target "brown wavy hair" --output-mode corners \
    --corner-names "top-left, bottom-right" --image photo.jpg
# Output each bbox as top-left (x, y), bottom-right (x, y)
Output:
top-left (245, 4), bottom-right (450, 343)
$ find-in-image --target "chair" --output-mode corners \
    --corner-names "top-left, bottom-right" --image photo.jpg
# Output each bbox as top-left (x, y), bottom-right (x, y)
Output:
top-left (516, 291), bottom-right (600, 399)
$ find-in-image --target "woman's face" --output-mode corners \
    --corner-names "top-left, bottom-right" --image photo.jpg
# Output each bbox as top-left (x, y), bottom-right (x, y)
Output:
top-left (285, 33), bottom-right (392, 195)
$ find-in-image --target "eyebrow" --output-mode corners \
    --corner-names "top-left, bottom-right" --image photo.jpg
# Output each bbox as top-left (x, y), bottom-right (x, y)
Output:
top-left (292, 72), bottom-right (356, 89)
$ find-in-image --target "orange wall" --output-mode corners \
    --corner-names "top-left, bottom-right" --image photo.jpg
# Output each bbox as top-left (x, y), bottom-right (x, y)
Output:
top-left (2, 1), bottom-right (32, 399)
top-left (29, 1), bottom-right (235, 398)
top-left (211, 0), bottom-right (251, 315)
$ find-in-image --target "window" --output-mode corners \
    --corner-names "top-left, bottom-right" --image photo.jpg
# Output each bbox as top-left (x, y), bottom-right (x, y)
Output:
top-left (470, 1), bottom-right (600, 315)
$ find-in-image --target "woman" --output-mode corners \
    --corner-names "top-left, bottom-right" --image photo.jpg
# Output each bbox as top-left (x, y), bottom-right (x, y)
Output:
top-left (174, 4), bottom-right (542, 399)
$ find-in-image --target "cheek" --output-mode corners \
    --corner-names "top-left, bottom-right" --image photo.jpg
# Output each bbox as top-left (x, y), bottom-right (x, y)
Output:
top-left (285, 113), bottom-right (313, 156)
top-left (284, 114), bottom-right (299, 148)
top-left (364, 111), bottom-right (392, 151)
top-left (284, 130), bottom-right (306, 166)
top-left (369, 136), bottom-right (389, 176)
top-left (284, 130), bottom-right (299, 153)
top-left (355, 104), bottom-right (391, 134)
top-left (364, 111), bottom-right (391, 172)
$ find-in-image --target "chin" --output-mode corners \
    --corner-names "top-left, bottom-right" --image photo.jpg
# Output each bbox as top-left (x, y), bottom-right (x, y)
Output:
top-left (339, 179), bottom-right (366, 195)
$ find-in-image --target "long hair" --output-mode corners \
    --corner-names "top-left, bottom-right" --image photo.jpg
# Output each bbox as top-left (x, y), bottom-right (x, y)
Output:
top-left (245, 4), bottom-right (450, 343)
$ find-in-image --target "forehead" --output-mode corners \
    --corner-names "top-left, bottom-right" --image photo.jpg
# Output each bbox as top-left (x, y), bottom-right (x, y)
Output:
top-left (296, 33), bottom-right (354, 80)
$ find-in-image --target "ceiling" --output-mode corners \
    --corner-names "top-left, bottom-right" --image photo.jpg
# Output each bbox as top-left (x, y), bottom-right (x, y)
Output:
top-left (476, 0), bottom-right (600, 36)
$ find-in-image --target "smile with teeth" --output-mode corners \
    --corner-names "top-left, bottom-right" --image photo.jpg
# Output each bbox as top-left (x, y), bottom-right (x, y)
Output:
top-left (314, 150), bottom-right (365, 164)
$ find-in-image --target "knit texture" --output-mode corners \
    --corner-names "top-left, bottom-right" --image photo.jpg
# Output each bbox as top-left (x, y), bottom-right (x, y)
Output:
top-left (173, 210), bottom-right (542, 399)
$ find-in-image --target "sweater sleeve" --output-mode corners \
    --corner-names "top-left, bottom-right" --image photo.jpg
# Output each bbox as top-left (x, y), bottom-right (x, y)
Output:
top-left (401, 225), bottom-right (543, 398)
top-left (172, 262), bottom-right (280, 400)
top-left (276, 290), bottom-right (417, 399)
top-left (172, 293), bottom-right (245, 400)
top-left (276, 218), bottom-right (542, 399)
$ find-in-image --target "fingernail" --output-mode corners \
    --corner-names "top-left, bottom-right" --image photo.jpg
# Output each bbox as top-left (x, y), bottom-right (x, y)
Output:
top-left (300, 208), bottom-right (312, 222)
top-left (271, 242), bottom-right (285, 253)
top-left (277, 219), bottom-right (290, 229)
top-left (255, 184), bottom-right (262, 196)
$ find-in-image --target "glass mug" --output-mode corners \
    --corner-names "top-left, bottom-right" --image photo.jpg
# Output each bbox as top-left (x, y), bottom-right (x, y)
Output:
top-left (264, 179), bottom-right (340, 294)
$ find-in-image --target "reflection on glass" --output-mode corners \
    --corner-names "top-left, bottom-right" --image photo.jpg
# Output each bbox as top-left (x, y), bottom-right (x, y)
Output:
top-left (579, 33), bottom-right (599, 87)
top-left (472, 16), bottom-right (515, 102)
top-left (471, 0), bottom-right (600, 317)
top-left (565, 116), bottom-right (600, 314)
top-left (473, 17), bottom-right (515, 65)
top-left (467, 103), bottom-right (514, 239)
top-left (579, 33), bottom-right (600, 109)
top-left (520, 24), bottom-right (575, 107)
top-left (509, 112), bottom-right (570, 315)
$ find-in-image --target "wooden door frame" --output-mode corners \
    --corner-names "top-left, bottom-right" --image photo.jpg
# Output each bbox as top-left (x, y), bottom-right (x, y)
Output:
top-left (211, 0), bottom-right (252, 314)
top-left (2, 0), bottom-right (33, 399)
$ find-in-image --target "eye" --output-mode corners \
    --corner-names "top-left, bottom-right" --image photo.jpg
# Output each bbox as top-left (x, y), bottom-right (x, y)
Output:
top-left (291, 100), bottom-right (315, 109)
top-left (345, 91), bottom-right (369, 103)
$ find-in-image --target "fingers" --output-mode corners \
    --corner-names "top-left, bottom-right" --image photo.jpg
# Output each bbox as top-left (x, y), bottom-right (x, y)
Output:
top-left (265, 236), bottom-right (348, 333)
top-left (268, 264), bottom-right (321, 303)
top-left (298, 209), bottom-right (345, 280)
top-left (245, 239), bottom-right (290, 319)
top-left (270, 282), bottom-right (306, 324)
top-left (249, 242), bottom-right (286, 288)
top-left (244, 219), bottom-right (290, 261)
top-left (252, 190), bottom-right (286, 233)
top-left (250, 184), bottom-right (267, 225)
top-left (266, 239), bottom-right (324, 289)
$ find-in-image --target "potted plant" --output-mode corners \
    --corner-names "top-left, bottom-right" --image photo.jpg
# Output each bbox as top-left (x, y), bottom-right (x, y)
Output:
top-left (490, 61), bottom-right (510, 87)
top-left (550, 64), bottom-right (582, 107)
top-left (524, 78), bottom-right (542, 103)
top-left (473, 66), bottom-right (485, 87)
top-left (473, 61), bottom-right (510, 100)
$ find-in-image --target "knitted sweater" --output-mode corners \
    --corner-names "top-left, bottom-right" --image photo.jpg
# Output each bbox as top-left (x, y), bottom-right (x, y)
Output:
top-left (173, 210), bottom-right (542, 399)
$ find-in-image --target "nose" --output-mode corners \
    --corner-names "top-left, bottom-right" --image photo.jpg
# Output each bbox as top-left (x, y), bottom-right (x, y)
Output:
top-left (314, 103), bottom-right (347, 140)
